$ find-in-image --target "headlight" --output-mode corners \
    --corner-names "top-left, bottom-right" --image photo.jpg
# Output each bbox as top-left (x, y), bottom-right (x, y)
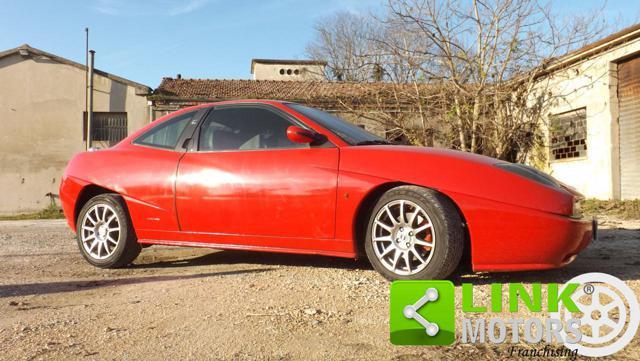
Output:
top-left (573, 198), bottom-right (583, 218)
top-left (494, 163), bottom-right (561, 189)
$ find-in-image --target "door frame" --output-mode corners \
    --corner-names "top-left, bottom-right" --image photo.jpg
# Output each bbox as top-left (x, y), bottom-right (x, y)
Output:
top-left (186, 103), bottom-right (337, 153)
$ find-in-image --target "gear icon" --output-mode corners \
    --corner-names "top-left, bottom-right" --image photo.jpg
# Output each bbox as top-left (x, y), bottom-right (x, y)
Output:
top-left (550, 272), bottom-right (640, 357)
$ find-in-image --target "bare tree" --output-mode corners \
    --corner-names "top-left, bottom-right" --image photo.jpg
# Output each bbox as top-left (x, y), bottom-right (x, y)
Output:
top-left (306, 11), bottom-right (385, 81)
top-left (385, 0), bottom-right (607, 161)
top-left (307, 0), bottom-right (609, 163)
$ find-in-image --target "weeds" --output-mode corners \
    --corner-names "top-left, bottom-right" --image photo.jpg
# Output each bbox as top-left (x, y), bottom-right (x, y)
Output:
top-left (0, 204), bottom-right (64, 221)
top-left (582, 199), bottom-right (640, 220)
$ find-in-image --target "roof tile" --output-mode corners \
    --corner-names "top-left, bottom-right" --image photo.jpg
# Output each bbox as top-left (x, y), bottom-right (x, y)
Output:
top-left (152, 78), bottom-right (422, 104)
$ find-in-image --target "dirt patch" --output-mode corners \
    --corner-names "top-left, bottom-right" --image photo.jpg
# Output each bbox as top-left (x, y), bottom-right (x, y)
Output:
top-left (0, 218), bottom-right (638, 360)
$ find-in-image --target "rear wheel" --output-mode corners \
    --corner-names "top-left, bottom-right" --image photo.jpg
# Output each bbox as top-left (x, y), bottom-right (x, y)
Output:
top-left (76, 194), bottom-right (141, 268)
top-left (364, 186), bottom-right (464, 280)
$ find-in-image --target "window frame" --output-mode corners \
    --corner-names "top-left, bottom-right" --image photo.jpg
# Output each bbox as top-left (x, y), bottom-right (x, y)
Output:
top-left (83, 111), bottom-right (128, 145)
top-left (132, 109), bottom-right (208, 152)
top-left (191, 104), bottom-right (333, 153)
top-left (549, 107), bottom-right (588, 163)
top-left (285, 102), bottom-right (386, 145)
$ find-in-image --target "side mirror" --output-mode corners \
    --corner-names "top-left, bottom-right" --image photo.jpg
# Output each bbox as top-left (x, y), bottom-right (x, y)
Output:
top-left (286, 126), bottom-right (318, 144)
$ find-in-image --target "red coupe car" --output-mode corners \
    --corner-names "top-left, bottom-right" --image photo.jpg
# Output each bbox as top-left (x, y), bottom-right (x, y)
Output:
top-left (60, 100), bottom-right (595, 280)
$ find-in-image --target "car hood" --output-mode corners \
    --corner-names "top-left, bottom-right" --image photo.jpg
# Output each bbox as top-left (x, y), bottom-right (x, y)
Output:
top-left (339, 145), bottom-right (574, 216)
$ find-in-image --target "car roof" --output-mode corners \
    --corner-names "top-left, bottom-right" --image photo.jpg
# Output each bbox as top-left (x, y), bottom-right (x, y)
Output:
top-left (178, 99), bottom-right (290, 112)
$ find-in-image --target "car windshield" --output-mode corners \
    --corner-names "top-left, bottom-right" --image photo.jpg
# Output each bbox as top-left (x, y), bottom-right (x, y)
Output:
top-left (287, 103), bottom-right (390, 145)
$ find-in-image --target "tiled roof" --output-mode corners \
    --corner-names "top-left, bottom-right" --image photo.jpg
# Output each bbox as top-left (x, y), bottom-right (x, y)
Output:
top-left (152, 78), bottom-right (424, 104)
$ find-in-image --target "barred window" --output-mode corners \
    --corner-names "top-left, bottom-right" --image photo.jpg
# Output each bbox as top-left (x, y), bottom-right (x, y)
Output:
top-left (84, 112), bottom-right (128, 145)
top-left (549, 108), bottom-right (587, 161)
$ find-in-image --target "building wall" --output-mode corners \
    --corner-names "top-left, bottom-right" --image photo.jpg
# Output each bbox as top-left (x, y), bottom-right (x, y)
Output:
top-left (252, 62), bottom-right (326, 81)
top-left (539, 38), bottom-right (640, 199)
top-left (0, 53), bottom-right (150, 215)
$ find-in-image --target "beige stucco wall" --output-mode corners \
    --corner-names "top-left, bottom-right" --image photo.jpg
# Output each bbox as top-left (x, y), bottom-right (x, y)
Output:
top-left (539, 38), bottom-right (640, 199)
top-left (0, 53), bottom-right (150, 215)
top-left (252, 63), bottom-right (326, 81)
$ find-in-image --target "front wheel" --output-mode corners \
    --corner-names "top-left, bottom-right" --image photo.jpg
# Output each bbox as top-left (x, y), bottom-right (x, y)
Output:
top-left (76, 194), bottom-right (141, 268)
top-left (364, 186), bottom-right (464, 280)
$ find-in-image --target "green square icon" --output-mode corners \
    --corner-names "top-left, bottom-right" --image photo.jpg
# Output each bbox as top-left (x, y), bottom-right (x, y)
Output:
top-left (390, 280), bottom-right (455, 345)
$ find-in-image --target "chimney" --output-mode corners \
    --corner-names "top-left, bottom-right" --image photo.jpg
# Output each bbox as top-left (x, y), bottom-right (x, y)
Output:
top-left (250, 59), bottom-right (327, 81)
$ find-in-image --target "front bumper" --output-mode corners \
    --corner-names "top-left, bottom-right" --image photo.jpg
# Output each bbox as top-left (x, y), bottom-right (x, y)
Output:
top-left (556, 216), bottom-right (595, 266)
top-left (473, 213), bottom-right (595, 272)
top-left (449, 191), bottom-right (597, 272)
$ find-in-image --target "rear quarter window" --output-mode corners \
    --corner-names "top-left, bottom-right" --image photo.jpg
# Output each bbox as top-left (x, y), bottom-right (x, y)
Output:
top-left (134, 111), bottom-right (196, 150)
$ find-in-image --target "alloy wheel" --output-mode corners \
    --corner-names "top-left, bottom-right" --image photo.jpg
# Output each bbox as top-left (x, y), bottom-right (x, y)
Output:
top-left (371, 199), bottom-right (436, 276)
top-left (80, 203), bottom-right (121, 260)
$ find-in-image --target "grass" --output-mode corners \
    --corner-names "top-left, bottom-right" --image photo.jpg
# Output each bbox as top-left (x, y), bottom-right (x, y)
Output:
top-left (582, 199), bottom-right (640, 220)
top-left (0, 204), bottom-right (65, 221)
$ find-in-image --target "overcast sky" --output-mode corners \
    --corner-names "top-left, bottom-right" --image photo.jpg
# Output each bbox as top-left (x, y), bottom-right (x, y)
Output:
top-left (1, 0), bottom-right (638, 87)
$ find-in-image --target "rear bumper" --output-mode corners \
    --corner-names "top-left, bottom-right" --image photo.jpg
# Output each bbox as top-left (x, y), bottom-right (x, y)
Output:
top-left (59, 175), bottom-right (88, 233)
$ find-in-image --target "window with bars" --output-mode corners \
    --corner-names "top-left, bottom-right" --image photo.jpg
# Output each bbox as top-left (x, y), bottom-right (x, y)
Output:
top-left (84, 112), bottom-right (128, 145)
top-left (549, 108), bottom-right (587, 161)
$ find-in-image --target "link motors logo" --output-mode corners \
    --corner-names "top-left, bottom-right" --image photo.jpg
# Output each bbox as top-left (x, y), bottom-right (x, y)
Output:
top-left (390, 273), bottom-right (639, 357)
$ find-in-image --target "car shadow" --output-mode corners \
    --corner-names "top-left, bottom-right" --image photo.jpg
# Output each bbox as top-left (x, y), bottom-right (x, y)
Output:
top-left (135, 249), bottom-right (373, 271)
top-left (130, 225), bottom-right (638, 285)
top-left (0, 268), bottom-right (273, 298)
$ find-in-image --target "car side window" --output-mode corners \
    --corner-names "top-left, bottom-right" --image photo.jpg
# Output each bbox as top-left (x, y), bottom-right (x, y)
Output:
top-left (134, 111), bottom-right (195, 149)
top-left (198, 107), bottom-right (307, 151)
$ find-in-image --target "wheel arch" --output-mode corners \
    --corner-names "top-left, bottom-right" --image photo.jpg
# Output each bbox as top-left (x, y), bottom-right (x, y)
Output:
top-left (352, 182), bottom-right (472, 269)
top-left (74, 184), bottom-right (119, 226)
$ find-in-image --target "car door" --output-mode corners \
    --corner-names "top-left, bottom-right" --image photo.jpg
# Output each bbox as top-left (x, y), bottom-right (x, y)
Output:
top-left (175, 104), bottom-right (339, 243)
top-left (121, 109), bottom-right (203, 233)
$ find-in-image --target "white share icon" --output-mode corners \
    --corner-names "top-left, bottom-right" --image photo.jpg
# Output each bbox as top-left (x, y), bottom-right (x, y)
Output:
top-left (403, 287), bottom-right (440, 336)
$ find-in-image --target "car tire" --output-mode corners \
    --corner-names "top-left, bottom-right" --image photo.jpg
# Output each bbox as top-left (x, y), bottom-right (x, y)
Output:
top-left (364, 185), bottom-right (464, 280)
top-left (76, 193), bottom-right (141, 268)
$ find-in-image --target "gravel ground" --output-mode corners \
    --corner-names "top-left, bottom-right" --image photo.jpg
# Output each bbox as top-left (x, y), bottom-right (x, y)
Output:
top-left (0, 218), bottom-right (638, 360)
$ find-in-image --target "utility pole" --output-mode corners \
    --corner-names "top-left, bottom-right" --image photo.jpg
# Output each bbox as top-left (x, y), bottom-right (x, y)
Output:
top-left (84, 27), bottom-right (90, 150)
top-left (87, 50), bottom-right (95, 151)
